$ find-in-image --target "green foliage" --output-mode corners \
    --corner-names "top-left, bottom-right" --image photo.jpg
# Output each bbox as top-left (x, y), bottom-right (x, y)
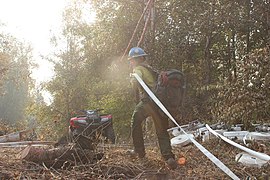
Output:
top-left (38, 0), bottom-right (270, 140)
top-left (86, 65), bottom-right (134, 140)
top-left (26, 97), bottom-right (62, 141)
top-left (0, 118), bottom-right (28, 134)
top-left (212, 48), bottom-right (270, 127)
top-left (0, 30), bottom-right (33, 125)
top-left (0, 52), bottom-right (10, 92)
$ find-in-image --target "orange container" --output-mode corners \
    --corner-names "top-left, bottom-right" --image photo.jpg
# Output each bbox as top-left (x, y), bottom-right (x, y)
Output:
top-left (178, 157), bottom-right (186, 165)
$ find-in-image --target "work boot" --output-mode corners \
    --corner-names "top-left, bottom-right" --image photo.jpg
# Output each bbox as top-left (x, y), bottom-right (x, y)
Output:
top-left (166, 158), bottom-right (178, 170)
top-left (126, 149), bottom-right (145, 159)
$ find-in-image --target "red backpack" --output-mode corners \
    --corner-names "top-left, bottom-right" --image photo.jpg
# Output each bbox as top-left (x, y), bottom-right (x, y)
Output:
top-left (141, 65), bottom-right (186, 115)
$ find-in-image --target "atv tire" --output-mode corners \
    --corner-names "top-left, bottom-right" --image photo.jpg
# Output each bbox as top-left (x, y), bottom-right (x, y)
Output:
top-left (76, 135), bottom-right (96, 150)
top-left (104, 124), bottom-right (116, 144)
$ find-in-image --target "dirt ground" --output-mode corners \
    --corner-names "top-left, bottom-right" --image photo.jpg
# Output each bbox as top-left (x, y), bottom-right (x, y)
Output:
top-left (0, 139), bottom-right (269, 180)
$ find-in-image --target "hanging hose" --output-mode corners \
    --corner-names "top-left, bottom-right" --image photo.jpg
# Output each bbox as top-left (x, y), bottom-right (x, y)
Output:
top-left (120, 0), bottom-right (153, 61)
top-left (137, 2), bottom-right (152, 47)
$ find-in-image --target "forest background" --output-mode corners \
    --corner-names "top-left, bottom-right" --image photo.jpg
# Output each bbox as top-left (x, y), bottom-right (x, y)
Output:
top-left (0, 0), bottom-right (269, 141)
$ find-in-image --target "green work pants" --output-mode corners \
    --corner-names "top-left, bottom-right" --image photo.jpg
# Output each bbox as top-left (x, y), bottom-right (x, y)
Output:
top-left (131, 98), bottom-right (175, 160)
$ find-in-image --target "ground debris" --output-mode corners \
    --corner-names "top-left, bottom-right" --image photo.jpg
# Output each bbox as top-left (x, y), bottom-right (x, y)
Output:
top-left (0, 139), bottom-right (269, 179)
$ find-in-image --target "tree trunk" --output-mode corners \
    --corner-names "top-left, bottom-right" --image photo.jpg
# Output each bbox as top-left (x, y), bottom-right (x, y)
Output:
top-left (204, 35), bottom-right (212, 85)
top-left (232, 29), bottom-right (237, 80)
top-left (246, 0), bottom-right (251, 54)
top-left (227, 31), bottom-right (232, 82)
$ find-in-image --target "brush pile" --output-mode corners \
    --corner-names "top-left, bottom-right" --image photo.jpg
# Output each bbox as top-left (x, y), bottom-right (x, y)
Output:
top-left (0, 138), bottom-right (269, 179)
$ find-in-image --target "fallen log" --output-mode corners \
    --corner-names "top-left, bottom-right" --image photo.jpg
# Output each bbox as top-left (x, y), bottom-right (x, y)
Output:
top-left (0, 141), bottom-right (55, 148)
top-left (0, 129), bottom-right (35, 143)
top-left (21, 146), bottom-right (103, 168)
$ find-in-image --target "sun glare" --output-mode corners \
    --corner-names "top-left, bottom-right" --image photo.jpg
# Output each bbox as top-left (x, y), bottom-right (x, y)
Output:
top-left (0, 0), bottom-right (96, 85)
top-left (0, 0), bottom-right (96, 105)
top-left (0, 0), bottom-right (68, 81)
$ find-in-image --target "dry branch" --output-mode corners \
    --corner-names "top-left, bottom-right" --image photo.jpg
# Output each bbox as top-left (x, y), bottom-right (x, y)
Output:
top-left (0, 141), bottom-right (55, 147)
top-left (21, 146), bottom-right (103, 169)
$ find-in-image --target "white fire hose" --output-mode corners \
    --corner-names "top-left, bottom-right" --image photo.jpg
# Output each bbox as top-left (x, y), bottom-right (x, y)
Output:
top-left (132, 73), bottom-right (240, 180)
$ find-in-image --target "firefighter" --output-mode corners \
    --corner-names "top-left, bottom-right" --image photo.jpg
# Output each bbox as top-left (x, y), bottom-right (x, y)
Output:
top-left (127, 47), bottom-right (178, 170)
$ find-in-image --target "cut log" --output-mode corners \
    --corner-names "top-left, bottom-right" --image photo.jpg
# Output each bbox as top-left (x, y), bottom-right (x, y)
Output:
top-left (21, 146), bottom-right (103, 168)
top-left (0, 132), bottom-right (20, 142)
top-left (0, 129), bottom-right (35, 143)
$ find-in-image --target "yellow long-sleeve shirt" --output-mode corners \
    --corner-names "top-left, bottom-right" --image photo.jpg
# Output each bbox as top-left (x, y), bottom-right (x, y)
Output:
top-left (131, 64), bottom-right (156, 100)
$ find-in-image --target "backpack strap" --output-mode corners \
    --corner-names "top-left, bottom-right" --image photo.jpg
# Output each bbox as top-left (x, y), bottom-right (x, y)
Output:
top-left (139, 63), bottom-right (159, 80)
top-left (159, 71), bottom-right (169, 86)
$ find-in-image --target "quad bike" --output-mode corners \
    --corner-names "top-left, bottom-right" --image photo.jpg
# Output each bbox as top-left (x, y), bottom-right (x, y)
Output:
top-left (59, 109), bottom-right (116, 149)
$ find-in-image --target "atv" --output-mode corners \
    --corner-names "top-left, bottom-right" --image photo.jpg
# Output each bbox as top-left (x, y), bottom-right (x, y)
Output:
top-left (68, 109), bottom-right (116, 149)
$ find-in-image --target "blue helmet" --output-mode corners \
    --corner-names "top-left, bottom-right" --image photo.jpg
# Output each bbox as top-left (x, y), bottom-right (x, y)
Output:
top-left (128, 47), bottom-right (147, 60)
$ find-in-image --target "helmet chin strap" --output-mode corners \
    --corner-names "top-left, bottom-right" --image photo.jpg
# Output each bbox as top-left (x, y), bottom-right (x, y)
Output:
top-left (129, 60), bottom-right (137, 68)
top-left (137, 57), bottom-right (145, 64)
